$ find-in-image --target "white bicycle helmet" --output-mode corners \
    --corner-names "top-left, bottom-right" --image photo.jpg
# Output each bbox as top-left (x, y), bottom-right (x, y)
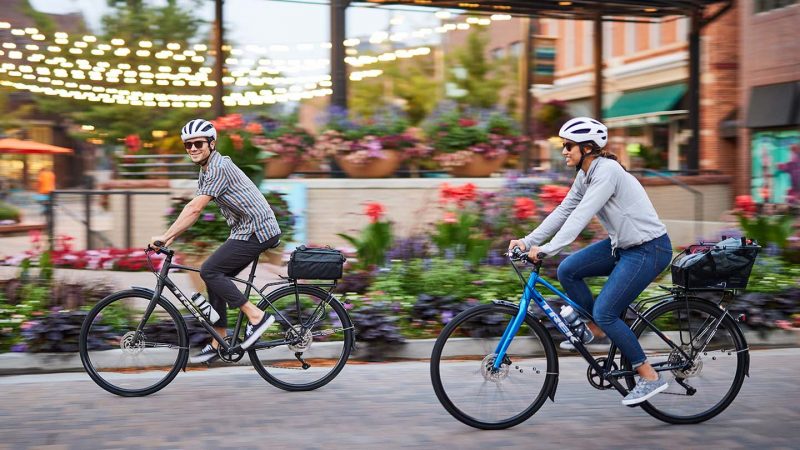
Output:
top-left (181, 119), bottom-right (217, 142)
top-left (558, 117), bottom-right (608, 150)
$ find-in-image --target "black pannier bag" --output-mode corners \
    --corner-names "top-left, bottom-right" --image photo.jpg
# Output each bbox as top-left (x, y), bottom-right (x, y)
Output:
top-left (671, 237), bottom-right (760, 290)
top-left (288, 246), bottom-right (346, 280)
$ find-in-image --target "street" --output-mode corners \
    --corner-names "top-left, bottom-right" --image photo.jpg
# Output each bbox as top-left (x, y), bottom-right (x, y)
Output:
top-left (0, 348), bottom-right (797, 449)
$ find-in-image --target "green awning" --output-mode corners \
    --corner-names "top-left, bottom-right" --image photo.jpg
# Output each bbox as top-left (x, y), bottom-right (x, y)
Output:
top-left (604, 83), bottom-right (687, 119)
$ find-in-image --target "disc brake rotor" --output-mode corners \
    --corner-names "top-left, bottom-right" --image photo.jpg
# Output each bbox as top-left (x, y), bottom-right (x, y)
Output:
top-left (120, 331), bottom-right (145, 355)
top-left (480, 353), bottom-right (510, 383)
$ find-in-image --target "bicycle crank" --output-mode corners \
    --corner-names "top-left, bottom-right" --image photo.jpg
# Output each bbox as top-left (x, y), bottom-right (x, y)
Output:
top-left (218, 336), bottom-right (246, 363)
top-left (587, 357), bottom-right (618, 390)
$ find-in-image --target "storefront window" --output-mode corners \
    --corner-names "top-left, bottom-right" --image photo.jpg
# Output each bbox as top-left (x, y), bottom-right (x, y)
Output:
top-left (751, 130), bottom-right (800, 203)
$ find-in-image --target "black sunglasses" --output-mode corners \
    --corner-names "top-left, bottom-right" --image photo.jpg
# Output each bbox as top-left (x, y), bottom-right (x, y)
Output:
top-left (562, 142), bottom-right (578, 151)
top-left (184, 140), bottom-right (209, 150)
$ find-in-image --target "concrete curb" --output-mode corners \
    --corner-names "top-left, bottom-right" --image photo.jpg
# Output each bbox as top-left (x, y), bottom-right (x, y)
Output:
top-left (1, 330), bottom-right (797, 375)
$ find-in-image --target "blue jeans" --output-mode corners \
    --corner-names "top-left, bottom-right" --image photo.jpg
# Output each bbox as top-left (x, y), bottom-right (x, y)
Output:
top-left (556, 234), bottom-right (672, 367)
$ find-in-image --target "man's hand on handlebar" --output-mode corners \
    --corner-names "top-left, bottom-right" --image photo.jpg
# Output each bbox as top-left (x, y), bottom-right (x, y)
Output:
top-left (148, 235), bottom-right (172, 251)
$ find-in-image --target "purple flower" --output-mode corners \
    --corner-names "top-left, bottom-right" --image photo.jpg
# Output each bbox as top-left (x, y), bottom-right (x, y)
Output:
top-left (165, 207), bottom-right (175, 215)
top-left (441, 310), bottom-right (453, 324)
top-left (10, 344), bottom-right (27, 352)
top-left (202, 213), bottom-right (216, 221)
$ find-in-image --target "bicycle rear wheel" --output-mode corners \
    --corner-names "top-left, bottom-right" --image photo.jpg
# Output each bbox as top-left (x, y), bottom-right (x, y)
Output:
top-left (79, 290), bottom-right (188, 397)
top-left (430, 303), bottom-right (558, 430)
top-left (625, 297), bottom-right (747, 424)
top-left (248, 285), bottom-right (354, 391)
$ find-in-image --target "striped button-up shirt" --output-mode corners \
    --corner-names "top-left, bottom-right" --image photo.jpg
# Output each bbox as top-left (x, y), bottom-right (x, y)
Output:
top-left (197, 151), bottom-right (281, 242)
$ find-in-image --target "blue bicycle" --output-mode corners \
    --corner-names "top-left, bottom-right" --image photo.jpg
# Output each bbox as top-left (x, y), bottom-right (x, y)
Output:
top-left (430, 248), bottom-right (750, 429)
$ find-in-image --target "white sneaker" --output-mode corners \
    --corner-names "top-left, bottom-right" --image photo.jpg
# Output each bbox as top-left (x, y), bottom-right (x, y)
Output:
top-left (559, 335), bottom-right (611, 351)
top-left (241, 314), bottom-right (275, 349)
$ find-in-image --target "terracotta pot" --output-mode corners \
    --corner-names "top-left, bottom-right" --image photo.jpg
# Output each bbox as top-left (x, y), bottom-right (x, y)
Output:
top-left (336, 150), bottom-right (402, 178)
top-left (295, 159), bottom-right (329, 178)
top-left (448, 154), bottom-right (508, 177)
top-left (264, 156), bottom-right (298, 179)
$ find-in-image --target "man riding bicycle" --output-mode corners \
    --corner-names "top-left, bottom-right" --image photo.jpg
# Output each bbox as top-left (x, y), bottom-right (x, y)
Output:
top-left (508, 117), bottom-right (672, 406)
top-left (150, 119), bottom-right (281, 364)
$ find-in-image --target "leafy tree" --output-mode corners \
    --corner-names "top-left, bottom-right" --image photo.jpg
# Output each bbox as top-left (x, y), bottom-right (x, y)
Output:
top-left (447, 26), bottom-right (507, 110)
top-left (34, 0), bottom-right (208, 149)
top-left (350, 50), bottom-right (441, 125)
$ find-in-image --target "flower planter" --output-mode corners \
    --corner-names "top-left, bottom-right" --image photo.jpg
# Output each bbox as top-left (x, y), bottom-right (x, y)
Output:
top-left (264, 156), bottom-right (298, 179)
top-left (336, 150), bottom-right (403, 178)
top-left (295, 160), bottom-right (329, 178)
top-left (448, 154), bottom-right (507, 177)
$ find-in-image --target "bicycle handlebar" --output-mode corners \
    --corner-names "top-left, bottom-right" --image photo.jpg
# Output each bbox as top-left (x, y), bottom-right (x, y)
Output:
top-left (508, 247), bottom-right (546, 270)
top-left (146, 241), bottom-right (174, 257)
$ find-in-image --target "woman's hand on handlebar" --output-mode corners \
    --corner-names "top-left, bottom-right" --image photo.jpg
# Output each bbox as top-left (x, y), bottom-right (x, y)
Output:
top-left (527, 246), bottom-right (544, 263)
top-left (508, 240), bottom-right (527, 255)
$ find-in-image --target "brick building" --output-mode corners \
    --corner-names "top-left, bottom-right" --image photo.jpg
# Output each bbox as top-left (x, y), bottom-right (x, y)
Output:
top-left (739, 1), bottom-right (800, 201)
top-left (441, 2), bottom-right (799, 197)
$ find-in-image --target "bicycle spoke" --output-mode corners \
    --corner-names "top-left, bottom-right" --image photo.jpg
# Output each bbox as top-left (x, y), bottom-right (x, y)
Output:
top-left (629, 299), bottom-right (746, 424)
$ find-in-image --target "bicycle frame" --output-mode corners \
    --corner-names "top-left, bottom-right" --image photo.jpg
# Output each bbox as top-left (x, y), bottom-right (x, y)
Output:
top-left (494, 257), bottom-right (699, 397)
top-left (135, 249), bottom-right (337, 355)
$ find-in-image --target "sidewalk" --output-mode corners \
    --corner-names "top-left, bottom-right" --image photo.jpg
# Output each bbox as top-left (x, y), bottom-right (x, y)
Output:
top-left (1, 329), bottom-right (798, 375)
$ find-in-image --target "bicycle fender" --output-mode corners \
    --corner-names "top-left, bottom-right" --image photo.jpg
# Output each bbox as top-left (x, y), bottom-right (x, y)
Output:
top-left (130, 286), bottom-right (191, 372)
top-left (491, 300), bottom-right (560, 402)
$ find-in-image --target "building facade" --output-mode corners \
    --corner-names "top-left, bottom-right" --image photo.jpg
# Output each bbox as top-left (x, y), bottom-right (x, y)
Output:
top-left (439, 4), bottom-right (797, 197)
top-left (740, 0), bottom-right (800, 201)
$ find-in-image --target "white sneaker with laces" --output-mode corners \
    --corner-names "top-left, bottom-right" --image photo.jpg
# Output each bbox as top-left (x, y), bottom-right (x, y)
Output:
top-left (241, 314), bottom-right (275, 349)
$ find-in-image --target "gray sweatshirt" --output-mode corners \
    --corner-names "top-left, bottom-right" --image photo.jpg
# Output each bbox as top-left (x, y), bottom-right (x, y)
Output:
top-left (521, 157), bottom-right (667, 256)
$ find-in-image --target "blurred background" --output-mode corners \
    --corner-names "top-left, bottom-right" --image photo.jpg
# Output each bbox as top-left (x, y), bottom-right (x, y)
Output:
top-left (0, 0), bottom-right (798, 405)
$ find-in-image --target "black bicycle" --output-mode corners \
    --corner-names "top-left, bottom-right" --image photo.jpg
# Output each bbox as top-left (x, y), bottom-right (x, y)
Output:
top-left (430, 245), bottom-right (755, 429)
top-left (79, 243), bottom-right (355, 397)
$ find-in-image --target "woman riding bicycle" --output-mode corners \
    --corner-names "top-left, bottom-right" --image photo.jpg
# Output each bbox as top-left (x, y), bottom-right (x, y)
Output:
top-left (508, 117), bottom-right (673, 406)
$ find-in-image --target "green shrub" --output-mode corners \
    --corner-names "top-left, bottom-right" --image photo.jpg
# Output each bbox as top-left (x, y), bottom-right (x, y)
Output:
top-left (0, 201), bottom-right (21, 223)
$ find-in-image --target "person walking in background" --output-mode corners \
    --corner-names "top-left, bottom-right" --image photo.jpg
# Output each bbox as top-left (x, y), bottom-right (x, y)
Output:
top-left (36, 167), bottom-right (56, 217)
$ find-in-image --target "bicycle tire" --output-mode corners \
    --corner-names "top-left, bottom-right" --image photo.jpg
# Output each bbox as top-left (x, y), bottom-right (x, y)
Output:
top-left (430, 303), bottom-right (558, 430)
top-left (248, 285), bottom-right (354, 391)
top-left (624, 297), bottom-right (747, 424)
top-left (79, 290), bottom-right (188, 397)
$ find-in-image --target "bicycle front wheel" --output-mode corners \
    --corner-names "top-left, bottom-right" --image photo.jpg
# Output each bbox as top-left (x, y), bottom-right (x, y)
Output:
top-left (625, 298), bottom-right (748, 424)
top-left (248, 285), bottom-right (354, 391)
top-left (430, 303), bottom-right (558, 430)
top-left (79, 290), bottom-right (188, 397)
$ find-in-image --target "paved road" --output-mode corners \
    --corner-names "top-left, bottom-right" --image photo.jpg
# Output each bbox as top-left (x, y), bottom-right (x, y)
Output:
top-left (1, 348), bottom-right (798, 449)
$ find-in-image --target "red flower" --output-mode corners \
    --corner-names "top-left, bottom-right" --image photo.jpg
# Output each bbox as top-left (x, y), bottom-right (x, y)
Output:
top-left (230, 134), bottom-right (243, 150)
top-left (734, 195), bottom-right (756, 217)
top-left (514, 197), bottom-right (537, 220)
top-left (245, 122), bottom-right (263, 134)
top-left (439, 183), bottom-right (477, 207)
top-left (124, 134), bottom-right (142, 152)
top-left (458, 118), bottom-right (477, 127)
top-left (540, 185), bottom-right (570, 211)
top-left (364, 202), bottom-right (385, 223)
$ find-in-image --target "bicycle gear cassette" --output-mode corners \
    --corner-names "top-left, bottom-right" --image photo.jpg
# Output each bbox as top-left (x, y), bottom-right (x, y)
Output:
top-left (286, 325), bottom-right (313, 353)
top-left (669, 346), bottom-right (702, 379)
